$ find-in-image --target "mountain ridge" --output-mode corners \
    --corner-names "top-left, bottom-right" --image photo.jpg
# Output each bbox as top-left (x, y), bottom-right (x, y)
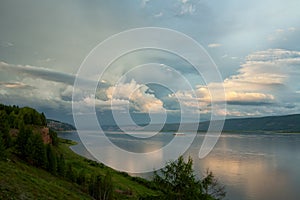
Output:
top-left (101, 114), bottom-right (300, 132)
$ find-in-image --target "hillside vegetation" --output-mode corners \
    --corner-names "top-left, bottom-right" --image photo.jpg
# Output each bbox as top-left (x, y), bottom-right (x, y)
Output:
top-left (0, 103), bottom-right (225, 200)
top-left (0, 103), bottom-right (160, 199)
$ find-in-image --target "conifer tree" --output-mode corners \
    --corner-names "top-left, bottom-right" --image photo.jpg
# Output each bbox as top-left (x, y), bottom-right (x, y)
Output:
top-left (16, 125), bottom-right (33, 156)
top-left (25, 133), bottom-right (46, 167)
top-left (0, 132), bottom-right (7, 160)
top-left (46, 144), bottom-right (57, 174)
top-left (57, 154), bottom-right (66, 177)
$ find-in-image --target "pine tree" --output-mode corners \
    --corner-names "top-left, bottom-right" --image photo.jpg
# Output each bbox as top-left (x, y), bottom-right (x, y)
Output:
top-left (76, 170), bottom-right (86, 186)
top-left (57, 154), bottom-right (66, 177)
top-left (66, 164), bottom-right (76, 182)
top-left (25, 133), bottom-right (46, 167)
top-left (41, 112), bottom-right (47, 126)
top-left (0, 124), bottom-right (11, 149)
top-left (0, 132), bottom-right (7, 160)
top-left (16, 125), bottom-right (33, 157)
top-left (46, 144), bottom-right (57, 174)
top-left (0, 111), bottom-right (11, 148)
top-left (49, 129), bottom-right (58, 146)
top-left (102, 171), bottom-right (113, 200)
top-left (88, 172), bottom-right (114, 200)
top-left (89, 174), bottom-right (102, 200)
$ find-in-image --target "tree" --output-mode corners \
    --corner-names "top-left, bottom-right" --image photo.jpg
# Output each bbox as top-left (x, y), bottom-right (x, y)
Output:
top-left (66, 164), bottom-right (76, 182)
top-left (25, 133), bottom-right (46, 167)
top-left (101, 171), bottom-right (113, 200)
top-left (0, 110), bottom-right (11, 148)
top-left (202, 170), bottom-right (226, 200)
top-left (76, 169), bottom-right (87, 186)
top-left (88, 172), bottom-right (114, 200)
top-left (49, 129), bottom-right (58, 146)
top-left (57, 154), bottom-right (66, 177)
top-left (153, 156), bottom-right (225, 200)
top-left (16, 125), bottom-right (33, 156)
top-left (0, 124), bottom-right (11, 149)
top-left (41, 112), bottom-right (47, 126)
top-left (8, 111), bottom-right (18, 128)
top-left (89, 174), bottom-right (102, 199)
top-left (0, 132), bottom-right (7, 160)
top-left (46, 144), bottom-right (57, 174)
top-left (153, 156), bottom-right (200, 199)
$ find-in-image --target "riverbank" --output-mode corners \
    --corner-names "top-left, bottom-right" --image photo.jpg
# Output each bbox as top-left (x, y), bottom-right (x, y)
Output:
top-left (0, 137), bottom-right (161, 199)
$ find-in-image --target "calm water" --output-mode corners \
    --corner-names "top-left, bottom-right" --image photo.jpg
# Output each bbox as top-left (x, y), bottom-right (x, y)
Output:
top-left (59, 131), bottom-right (300, 200)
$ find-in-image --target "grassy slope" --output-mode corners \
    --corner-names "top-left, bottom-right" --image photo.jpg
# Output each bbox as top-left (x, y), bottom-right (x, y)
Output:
top-left (0, 139), bottom-right (159, 200)
top-left (0, 157), bottom-right (91, 200)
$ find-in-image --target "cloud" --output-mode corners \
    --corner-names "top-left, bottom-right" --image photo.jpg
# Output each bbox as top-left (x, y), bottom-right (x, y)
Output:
top-left (154, 12), bottom-right (163, 18)
top-left (208, 43), bottom-right (222, 48)
top-left (174, 0), bottom-right (198, 16)
top-left (0, 61), bottom-right (83, 123)
top-left (179, 4), bottom-right (195, 15)
top-left (168, 48), bottom-right (300, 116)
top-left (0, 82), bottom-right (31, 89)
top-left (0, 61), bottom-right (76, 85)
top-left (1, 47), bottom-right (300, 121)
top-left (0, 41), bottom-right (14, 48)
top-left (219, 49), bottom-right (300, 106)
top-left (37, 58), bottom-right (54, 64)
top-left (267, 27), bottom-right (299, 42)
top-left (141, 0), bottom-right (150, 7)
top-left (225, 92), bottom-right (274, 105)
top-left (106, 79), bottom-right (165, 113)
top-left (288, 27), bottom-right (296, 32)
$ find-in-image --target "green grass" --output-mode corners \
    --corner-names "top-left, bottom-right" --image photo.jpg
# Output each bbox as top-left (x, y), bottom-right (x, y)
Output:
top-left (0, 158), bottom-right (91, 200)
top-left (0, 138), bottom-right (160, 199)
top-left (58, 138), bottom-right (159, 198)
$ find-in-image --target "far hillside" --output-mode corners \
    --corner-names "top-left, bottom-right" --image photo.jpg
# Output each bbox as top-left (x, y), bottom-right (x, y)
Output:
top-left (196, 114), bottom-right (300, 132)
top-left (47, 119), bottom-right (76, 131)
top-left (101, 114), bottom-right (300, 133)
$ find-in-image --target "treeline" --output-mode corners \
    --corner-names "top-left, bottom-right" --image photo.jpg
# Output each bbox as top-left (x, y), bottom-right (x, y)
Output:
top-left (0, 104), bottom-right (47, 162)
top-left (0, 103), bottom-right (46, 128)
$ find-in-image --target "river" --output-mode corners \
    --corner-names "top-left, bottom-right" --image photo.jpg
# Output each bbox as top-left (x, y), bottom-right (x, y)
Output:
top-left (58, 131), bottom-right (300, 200)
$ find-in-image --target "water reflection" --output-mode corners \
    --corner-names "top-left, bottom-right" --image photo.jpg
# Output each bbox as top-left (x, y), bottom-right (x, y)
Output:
top-left (59, 132), bottom-right (300, 200)
top-left (188, 134), bottom-right (300, 200)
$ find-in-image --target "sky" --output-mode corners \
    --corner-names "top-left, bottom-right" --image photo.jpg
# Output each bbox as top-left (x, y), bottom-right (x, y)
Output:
top-left (0, 0), bottom-right (300, 125)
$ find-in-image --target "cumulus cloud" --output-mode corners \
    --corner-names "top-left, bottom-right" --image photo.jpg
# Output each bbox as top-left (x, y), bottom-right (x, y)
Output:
top-left (106, 80), bottom-right (165, 113)
top-left (168, 48), bottom-right (300, 116)
top-left (1, 48), bottom-right (300, 120)
top-left (233, 49), bottom-right (300, 86)
top-left (0, 61), bottom-right (166, 115)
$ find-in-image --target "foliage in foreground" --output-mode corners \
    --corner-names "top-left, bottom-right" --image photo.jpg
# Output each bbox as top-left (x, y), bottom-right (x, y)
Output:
top-left (153, 156), bottom-right (226, 200)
